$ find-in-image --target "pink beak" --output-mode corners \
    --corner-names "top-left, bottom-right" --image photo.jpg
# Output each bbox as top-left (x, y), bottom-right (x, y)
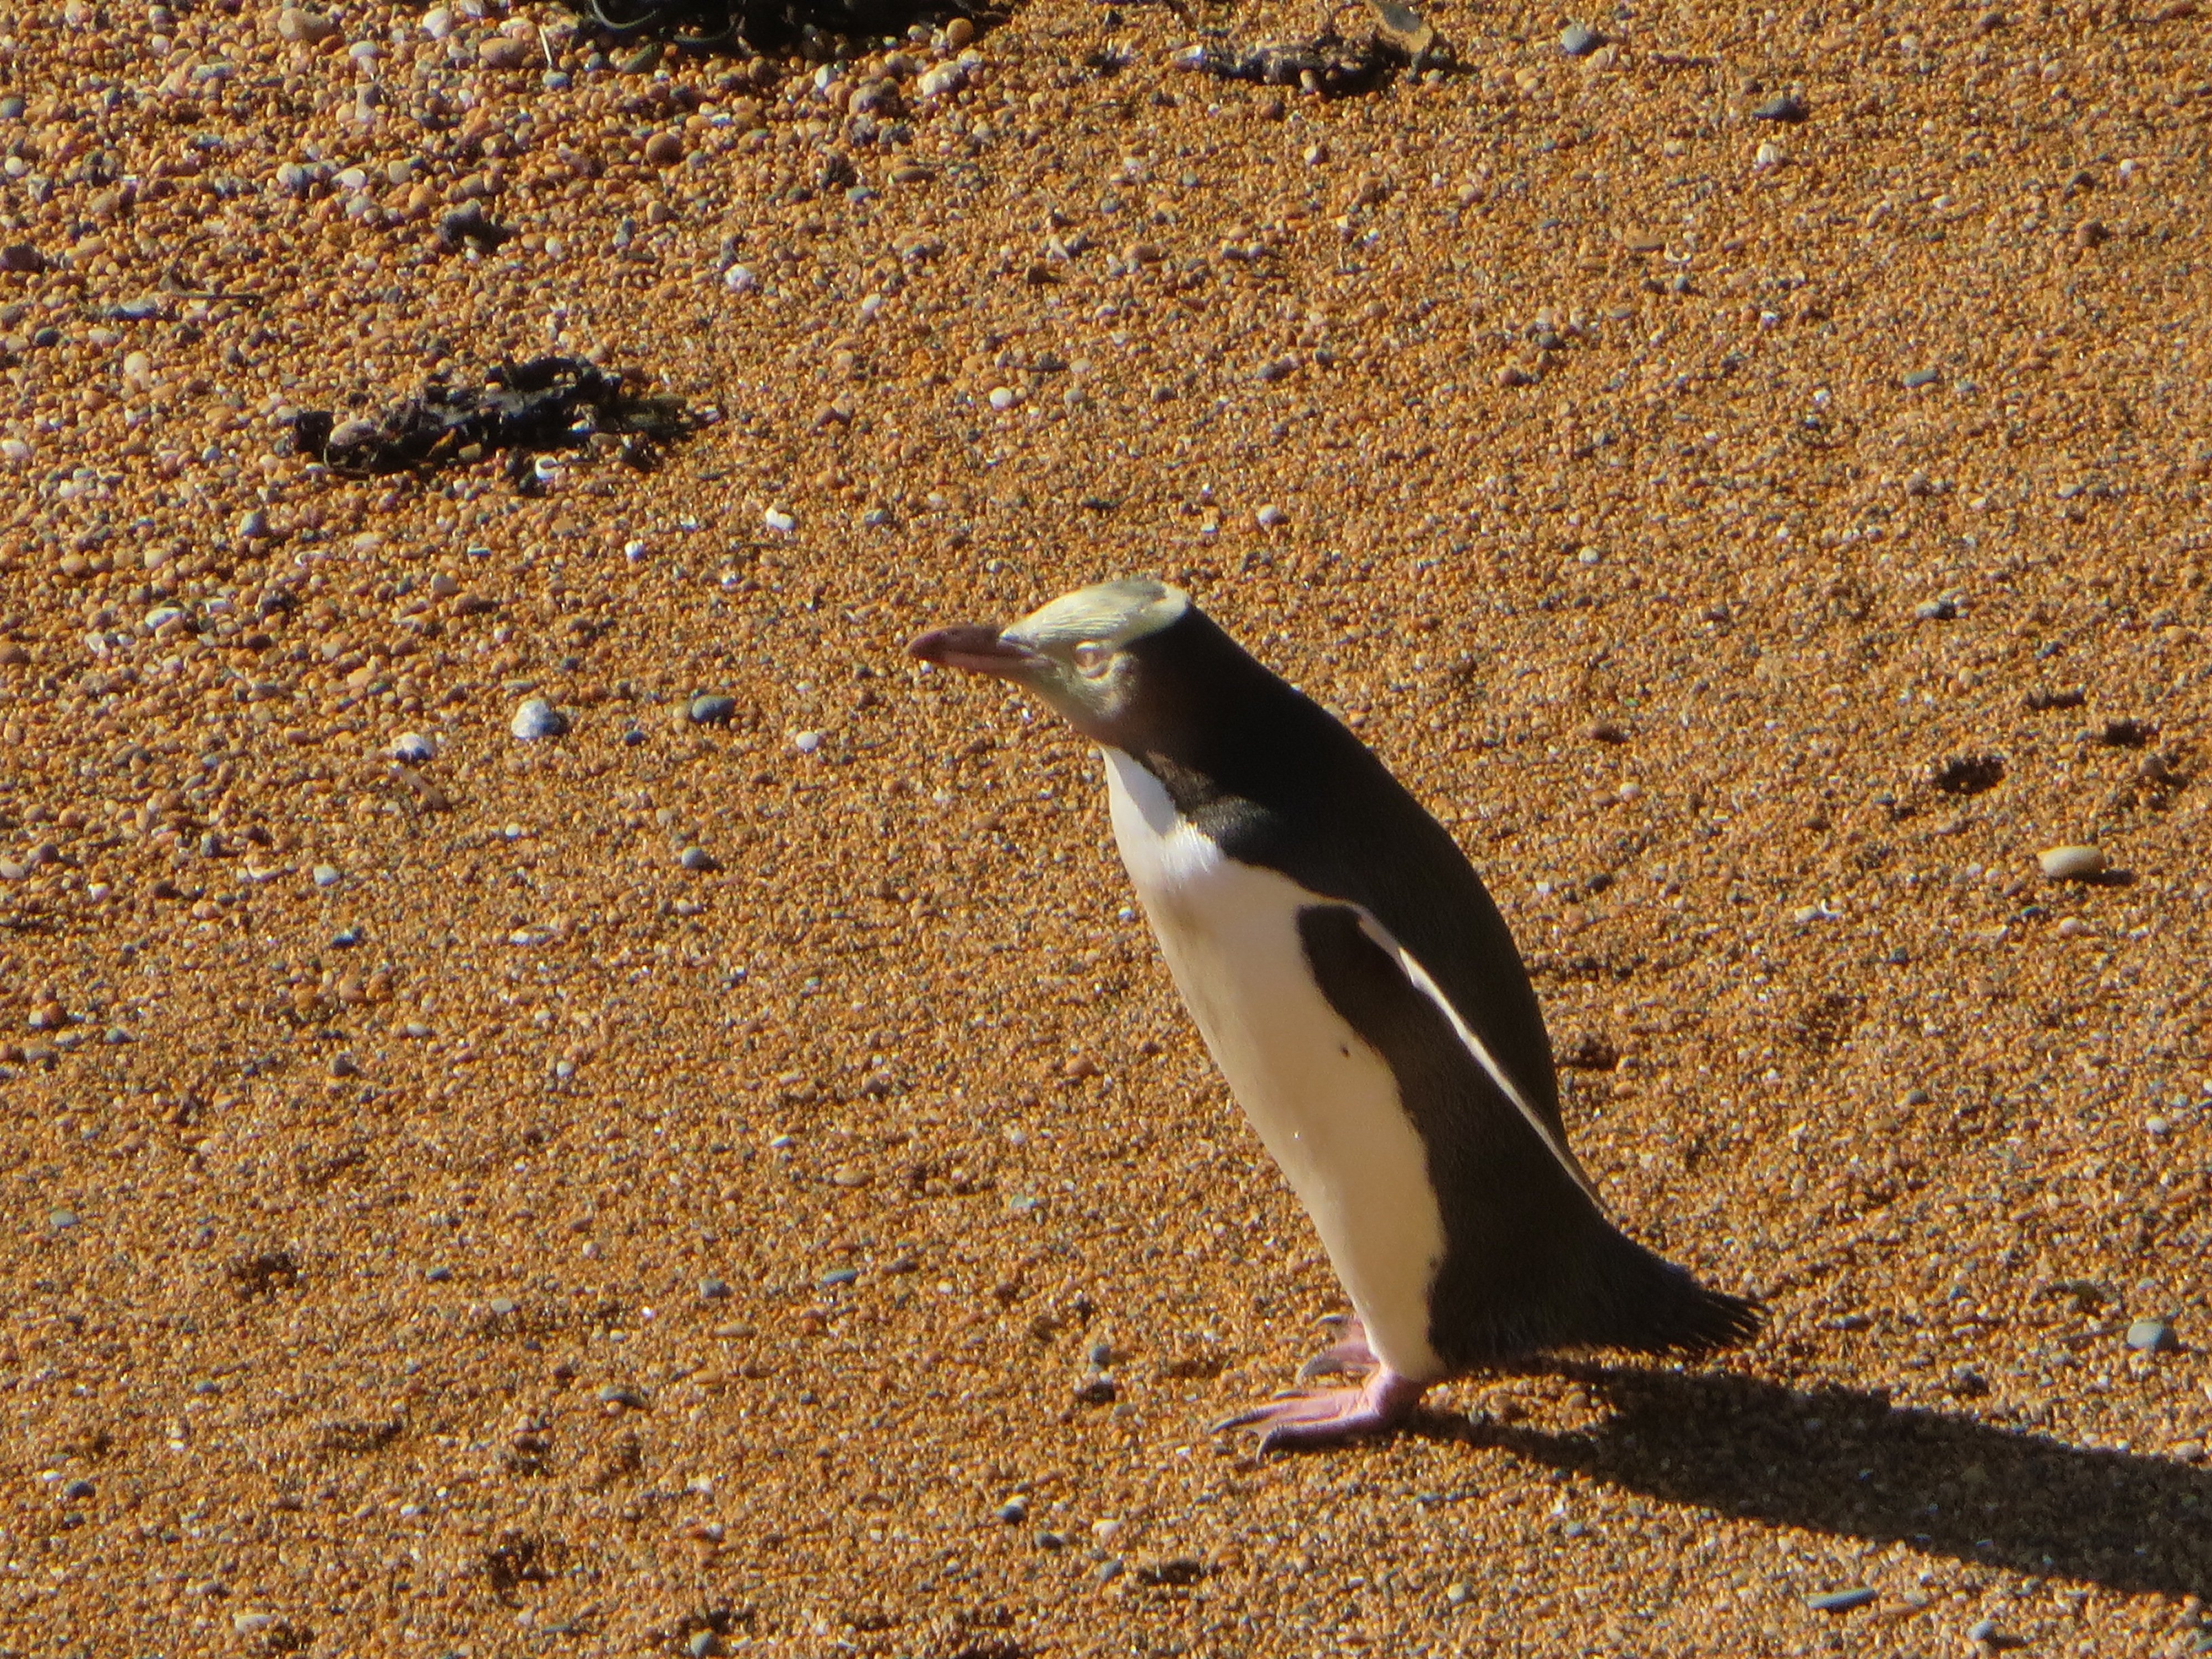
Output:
top-left (907, 624), bottom-right (1044, 681)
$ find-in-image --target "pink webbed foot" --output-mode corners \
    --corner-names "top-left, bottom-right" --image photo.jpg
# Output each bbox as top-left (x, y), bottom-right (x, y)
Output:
top-left (1297, 1313), bottom-right (1378, 1383)
top-left (1213, 1367), bottom-right (1428, 1453)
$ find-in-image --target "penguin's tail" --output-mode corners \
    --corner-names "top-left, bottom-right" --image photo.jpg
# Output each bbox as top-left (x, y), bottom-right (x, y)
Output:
top-left (1585, 1233), bottom-right (1763, 1356)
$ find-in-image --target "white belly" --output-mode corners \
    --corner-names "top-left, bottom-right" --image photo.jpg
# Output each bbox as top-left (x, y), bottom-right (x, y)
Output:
top-left (1103, 748), bottom-right (1448, 1381)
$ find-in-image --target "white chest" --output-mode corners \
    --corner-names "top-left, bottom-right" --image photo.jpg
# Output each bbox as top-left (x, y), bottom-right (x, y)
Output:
top-left (1102, 748), bottom-right (1448, 1380)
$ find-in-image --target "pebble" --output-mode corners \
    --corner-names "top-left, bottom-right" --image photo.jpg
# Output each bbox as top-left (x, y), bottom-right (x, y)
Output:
top-left (919, 62), bottom-right (969, 97)
top-left (2037, 844), bottom-right (2106, 880)
top-left (1558, 22), bottom-right (1603, 54)
top-left (311, 864), bottom-right (341, 889)
top-left (478, 34), bottom-right (529, 70)
top-left (644, 132), bottom-right (685, 167)
top-left (61, 1478), bottom-right (93, 1500)
top-left (1903, 367), bottom-right (1942, 389)
top-left (699, 1277), bottom-right (732, 1299)
top-left (688, 693), bottom-right (738, 724)
top-left (723, 265), bottom-right (757, 294)
top-left (510, 698), bottom-right (568, 741)
top-left (1807, 1588), bottom-right (1878, 1614)
top-left (425, 1265), bottom-right (452, 1282)
top-left (679, 846), bottom-right (717, 872)
top-left (1255, 504), bottom-right (1288, 529)
top-left (1752, 91), bottom-right (1808, 122)
top-left (995, 1496), bottom-right (1029, 1524)
top-left (793, 731), bottom-right (822, 754)
top-left (1913, 597), bottom-right (1959, 621)
top-left (274, 5), bottom-right (335, 42)
top-left (1754, 140), bottom-right (1786, 168)
top-left (820, 1266), bottom-right (860, 1288)
top-left (763, 507), bottom-right (796, 534)
top-left (988, 386), bottom-right (1020, 411)
top-left (1967, 1618), bottom-right (2000, 1644)
top-left (390, 732), bottom-right (436, 764)
top-left (2124, 1317), bottom-right (2174, 1353)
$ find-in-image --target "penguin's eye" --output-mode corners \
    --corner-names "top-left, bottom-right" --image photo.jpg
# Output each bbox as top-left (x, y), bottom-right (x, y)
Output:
top-left (1072, 642), bottom-right (1113, 677)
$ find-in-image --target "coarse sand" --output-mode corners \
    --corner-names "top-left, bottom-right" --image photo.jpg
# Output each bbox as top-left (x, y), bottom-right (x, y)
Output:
top-left (1, 0), bottom-right (2209, 1652)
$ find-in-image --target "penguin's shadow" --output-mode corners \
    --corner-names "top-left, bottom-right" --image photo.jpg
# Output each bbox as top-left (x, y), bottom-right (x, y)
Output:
top-left (1438, 1364), bottom-right (2211, 1599)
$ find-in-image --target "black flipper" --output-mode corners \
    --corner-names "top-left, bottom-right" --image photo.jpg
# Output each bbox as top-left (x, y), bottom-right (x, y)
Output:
top-left (1297, 904), bottom-right (1762, 1370)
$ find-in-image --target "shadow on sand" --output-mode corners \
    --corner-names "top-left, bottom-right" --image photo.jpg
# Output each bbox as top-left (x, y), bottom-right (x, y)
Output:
top-left (1438, 1365), bottom-right (2209, 1599)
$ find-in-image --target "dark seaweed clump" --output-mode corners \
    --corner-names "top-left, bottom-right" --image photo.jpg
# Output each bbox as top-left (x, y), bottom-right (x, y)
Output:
top-left (291, 357), bottom-right (690, 485)
top-left (573, 0), bottom-right (971, 53)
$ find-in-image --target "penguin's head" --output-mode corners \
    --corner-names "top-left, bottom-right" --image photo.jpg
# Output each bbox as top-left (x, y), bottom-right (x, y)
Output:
top-left (908, 578), bottom-right (1191, 743)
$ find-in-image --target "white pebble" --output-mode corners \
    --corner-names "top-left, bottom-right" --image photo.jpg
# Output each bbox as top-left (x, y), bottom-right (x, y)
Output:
top-left (793, 731), bottom-right (822, 754)
top-left (390, 731), bottom-right (435, 764)
top-left (1754, 140), bottom-right (1785, 168)
top-left (311, 864), bottom-right (341, 889)
top-left (988, 386), bottom-right (1019, 411)
top-left (2037, 843), bottom-right (2107, 880)
top-left (623, 539), bottom-right (647, 561)
top-left (510, 697), bottom-right (568, 741)
top-left (421, 4), bottom-right (452, 35)
top-left (1255, 504), bottom-right (1287, 529)
top-left (723, 264), bottom-right (757, 293)
top-left (763, 507), bottom-right (796, 534)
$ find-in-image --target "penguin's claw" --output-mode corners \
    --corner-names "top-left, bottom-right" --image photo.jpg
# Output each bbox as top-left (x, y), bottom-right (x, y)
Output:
top-left (1214, 1368), bottom-right (1426, 1452)
top-left (1296, 1328), bottom-right (1379, 1383)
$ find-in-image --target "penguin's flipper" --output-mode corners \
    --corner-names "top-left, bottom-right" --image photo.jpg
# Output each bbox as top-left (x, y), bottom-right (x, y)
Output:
top-left (1338, 907), bottom-right (1600, 1203)
top-left (1297, 902), bottom-right (1761, 1364)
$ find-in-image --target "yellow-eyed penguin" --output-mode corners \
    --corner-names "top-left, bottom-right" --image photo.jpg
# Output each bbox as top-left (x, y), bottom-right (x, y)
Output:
top-left (909, 579), bottom-right (1760, 1449)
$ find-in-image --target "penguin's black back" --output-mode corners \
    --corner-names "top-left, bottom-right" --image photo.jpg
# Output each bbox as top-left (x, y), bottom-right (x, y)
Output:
top-left (1118, 607), bottom-right (1760, 1364)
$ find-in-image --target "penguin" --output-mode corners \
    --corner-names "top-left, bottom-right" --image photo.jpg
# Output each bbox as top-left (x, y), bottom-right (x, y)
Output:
top-left (909, 578), bottom-right (1760, 1449)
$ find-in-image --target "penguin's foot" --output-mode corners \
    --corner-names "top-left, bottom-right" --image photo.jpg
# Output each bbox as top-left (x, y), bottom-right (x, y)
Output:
top-left (1213, 1367), bottom-right (1427, 1453)
top-left (1296, 1313), bottom-right (1377, 1383)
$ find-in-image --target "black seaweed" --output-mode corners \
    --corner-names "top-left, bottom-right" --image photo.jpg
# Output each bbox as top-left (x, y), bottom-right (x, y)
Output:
top-left (572, 0), bottom-right (971, 53)
top-left (290, 357), bottom-right (690, 481)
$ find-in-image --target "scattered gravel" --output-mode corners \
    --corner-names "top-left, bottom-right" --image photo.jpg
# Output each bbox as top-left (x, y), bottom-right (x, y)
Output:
top-left (0, 2), bottom-right (2203, 1652)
